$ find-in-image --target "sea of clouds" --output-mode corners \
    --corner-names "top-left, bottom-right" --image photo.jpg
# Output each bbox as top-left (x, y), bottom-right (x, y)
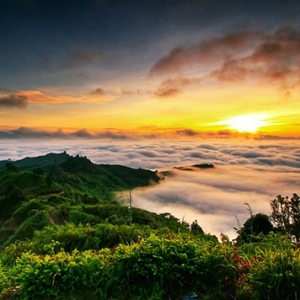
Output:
top-left (1, 138), bottom-right (300, 240)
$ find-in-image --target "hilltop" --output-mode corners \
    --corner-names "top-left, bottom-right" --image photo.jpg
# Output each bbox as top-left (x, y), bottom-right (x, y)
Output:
top-left (0, 152), bottom-right (70, 171)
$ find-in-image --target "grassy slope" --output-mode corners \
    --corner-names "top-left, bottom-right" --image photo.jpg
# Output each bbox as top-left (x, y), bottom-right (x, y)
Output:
top-left (0, 152), bottom-right (167, 245)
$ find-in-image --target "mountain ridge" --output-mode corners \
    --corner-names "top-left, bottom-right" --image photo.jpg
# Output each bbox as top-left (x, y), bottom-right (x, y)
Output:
top-left (0, 152), bottom-right (165, 246)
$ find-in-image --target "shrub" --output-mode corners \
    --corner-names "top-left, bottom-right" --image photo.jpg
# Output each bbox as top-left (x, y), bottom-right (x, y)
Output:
top-left (14, 249), bottom-right (111, 300)
top-left (5, 211), bottom-right (50, 245)
top-left (249, 235), bottom-right (300, 300)
top-left (0, 262), bottom-right (10, 293)
top-left (12, 201), bottom-right (46, 224)
top-left (108, 235), bottom-right (227, 299)
top-left (68, 209), bottom-right (100, 225)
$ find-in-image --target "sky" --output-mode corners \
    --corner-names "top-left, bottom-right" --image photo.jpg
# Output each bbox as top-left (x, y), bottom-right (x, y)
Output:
top-left (1, 1), bottom-right (300, 239)
top-left (1, 0), bottom-right (300, 138)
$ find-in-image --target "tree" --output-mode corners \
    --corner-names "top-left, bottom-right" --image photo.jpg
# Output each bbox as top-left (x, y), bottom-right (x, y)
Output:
top-left (5, 162), bottom-right (20, 172)
top-left (191, 220), bottom-right (204, 235)
top-left (1, 184), bottom-right (25, 218)
top-left (50, 164), bottom-right (63, 176)
top-left (236, 213), bottom-right (274, 244)
top-left (46, 175), bottom-right (53, 187)
top-left (32, 168), bottom-right (44, 178)
top-left (270, 194), bottom-right (300, 242)
top-left (4, 183), bottom-right (25, 204)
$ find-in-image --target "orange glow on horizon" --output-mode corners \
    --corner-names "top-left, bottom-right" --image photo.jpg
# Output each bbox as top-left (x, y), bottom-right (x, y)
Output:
top-left (214, 114), bottom-right (271, 133)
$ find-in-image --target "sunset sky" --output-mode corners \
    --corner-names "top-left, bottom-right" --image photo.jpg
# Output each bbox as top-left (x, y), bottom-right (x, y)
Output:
top-left (2, 0), bottom-right (300, 238)
top-left (1, 0), bottom-right (300, 139)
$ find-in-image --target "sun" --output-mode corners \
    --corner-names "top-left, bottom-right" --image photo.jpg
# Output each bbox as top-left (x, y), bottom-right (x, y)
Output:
top-left (216, 113), bottom-right (270, 133)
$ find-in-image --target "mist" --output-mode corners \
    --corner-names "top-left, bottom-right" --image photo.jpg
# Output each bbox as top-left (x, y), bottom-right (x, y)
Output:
top-left (1, 138), bottom-right (300, 240)
top-left (130, 165), bottom-right (300, 240)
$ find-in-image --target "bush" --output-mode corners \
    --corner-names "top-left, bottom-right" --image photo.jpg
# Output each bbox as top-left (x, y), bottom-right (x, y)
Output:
top-left (12, 201), bottom-right (46, 224)
top-left (10, 235), bottom-right (229, 300)
top-left (4, 226), bottom-right (300, 299)
top-left (107, 235), bottom-right (227, 299)
top-left (68, 209), bottom-right (100, 225)
top-left (0, 262), bottom-right (10, 293)
top-left (248, 235), bottom-right (300, 300)
top-left (14, 249), bottom-right (111, 300)
top-left (236, 213), bottom-right (274, 244)
top-left (6, 211), bottom-right (50, 245)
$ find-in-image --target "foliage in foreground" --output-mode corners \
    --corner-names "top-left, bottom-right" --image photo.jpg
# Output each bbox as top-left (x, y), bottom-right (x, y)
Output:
top-left (1, 230), bottom-right (300, 300)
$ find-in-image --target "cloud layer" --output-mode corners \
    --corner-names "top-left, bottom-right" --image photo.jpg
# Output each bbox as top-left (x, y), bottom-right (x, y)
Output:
top-left (3, 139), bottom-right (300, 174)
top-left (1, 126), bottom-right (296, 140)
top-left (1, 138), bottom-right (300, 240)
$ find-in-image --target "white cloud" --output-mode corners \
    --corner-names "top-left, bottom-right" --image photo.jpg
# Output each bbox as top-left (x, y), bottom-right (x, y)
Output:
top-left (1, 138), bottom-right (300, 240)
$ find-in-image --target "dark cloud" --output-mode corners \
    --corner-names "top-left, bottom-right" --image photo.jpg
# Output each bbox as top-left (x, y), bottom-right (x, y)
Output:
top-left (256, 157), bottom-right (300, 169)
top-left (0, 127), bottom-right (131, 140)
top-left (211, 25), bottom-right (300, 90)
top-left (210, 58), bottom-right (248, 81)
top-left (160, 77), bottom-right (201, 87)
top-left (34, 47), bottom-right (107, 74)
top-left (197, 144), bottom-right (218, 150)
top-left (155, 87), bottom-right (181, 98)
top-left (149, 28), bottom-right (265, 76)
top-left (0, 88), bottom-right (13, 93)
top-left (0, 127), bottom-right (72, 139)
top-left (0, 94), bottom-right (28, 108)
top-left (90, 88), bottom-right (105, 95)
top-left (176, 129), bottom-right (199, 136)
top-left (217, 130), bottom-right (235, 136)
top-left (224, 150), bottom-right (271, 159)
top-left (150, 25), bottom-right (300, 94)
top-left (122, 90), bottom-right (134, 96)
top-left (154, 77), bottom-right (201, 98)
top-left (95, 131), bottom-right (130, 140)
top-left (0, 127), bottom-right (65, 139)
top-left (71, 129), bottom-right (94, 138)
top-left (138, 150), bottom-right (158, 158)
top-left (255, 134), bottom-right (300, 141)
top-left (250, 25), bottom-right (300, 64)
top-left (64, 48), bottom-right (106, 68)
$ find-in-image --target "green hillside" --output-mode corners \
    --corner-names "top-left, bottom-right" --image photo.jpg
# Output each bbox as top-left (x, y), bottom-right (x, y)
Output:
top-left (0, 152), bottom-right (164, 246)
top-left (0, 152), bottom-right (70, 172)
